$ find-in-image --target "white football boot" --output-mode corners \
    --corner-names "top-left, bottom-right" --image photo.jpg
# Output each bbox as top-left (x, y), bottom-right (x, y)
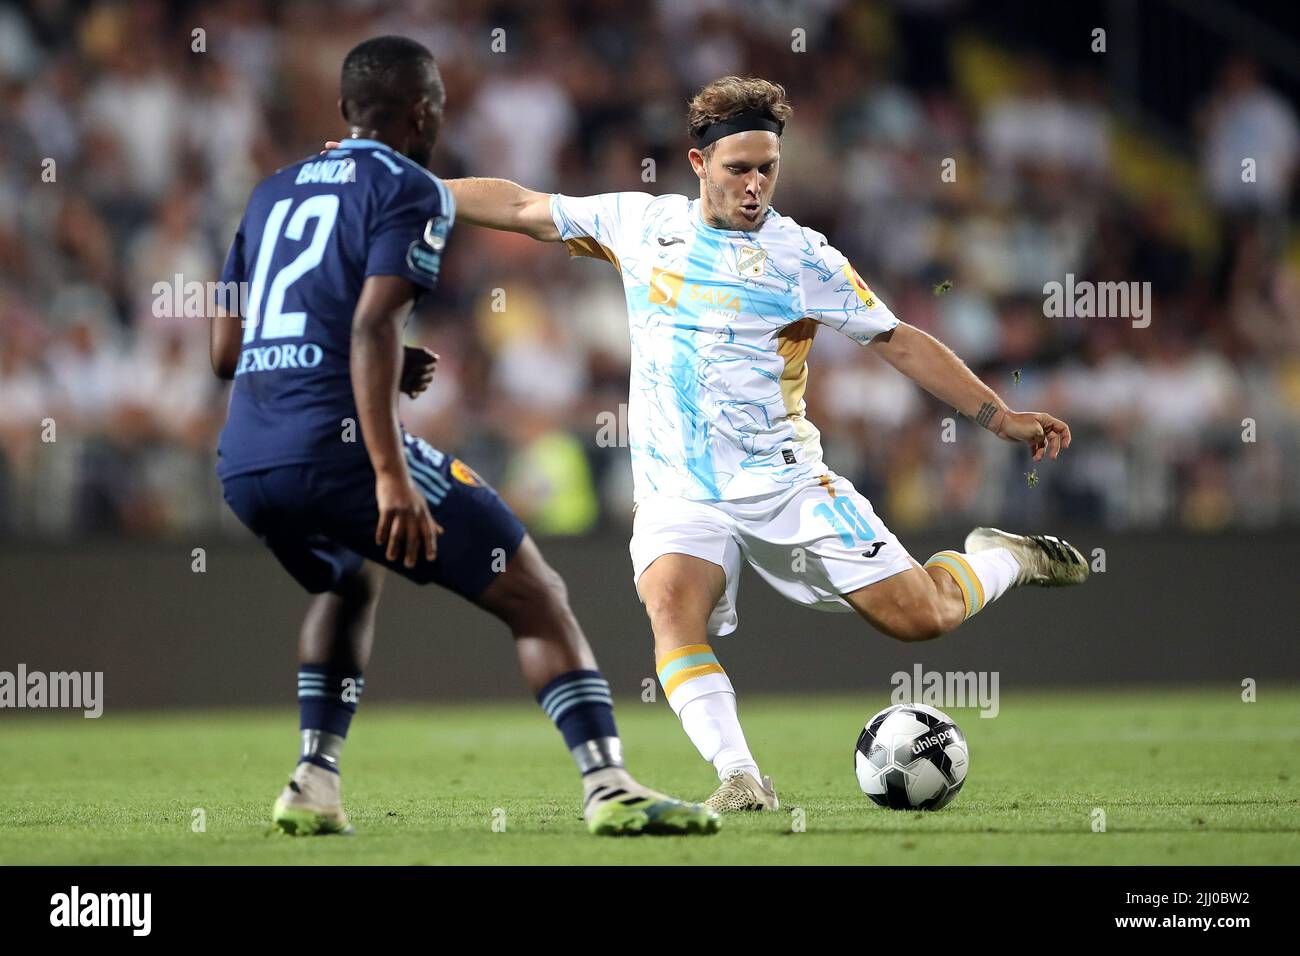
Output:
top-left (964, 527), bottom-right (1089, 587)
top-left (704, 768), bottom-right (781, 812)
top-left (272, 762), bottom-right (354, 836)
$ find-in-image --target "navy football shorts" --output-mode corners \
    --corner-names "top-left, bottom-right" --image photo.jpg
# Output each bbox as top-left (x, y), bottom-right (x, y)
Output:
top-left (221, 433), bottom-right (526, 598)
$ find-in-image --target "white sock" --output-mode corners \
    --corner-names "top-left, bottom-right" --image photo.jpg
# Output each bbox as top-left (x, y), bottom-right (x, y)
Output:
top-left (657, 643), bottom-right (760, 781)
top-left (925, 547), bottom-right (1019, 618)
top-left (678, 691), bottom-right (761, 782)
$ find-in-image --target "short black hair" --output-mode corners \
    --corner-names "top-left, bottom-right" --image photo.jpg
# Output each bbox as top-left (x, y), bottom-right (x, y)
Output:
top-left (340, 35), bottom-right (442, 124)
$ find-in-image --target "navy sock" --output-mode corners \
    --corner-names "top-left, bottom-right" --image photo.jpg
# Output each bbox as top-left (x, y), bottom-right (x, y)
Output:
top-left (537, 669), bottom-right (618, 753)
top-left (298, 665), bottom-right (363, 772)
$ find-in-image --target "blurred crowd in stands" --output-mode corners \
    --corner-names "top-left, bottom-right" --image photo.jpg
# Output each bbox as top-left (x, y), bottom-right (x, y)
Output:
top-left (1, 0), bottom-right (1297, 539)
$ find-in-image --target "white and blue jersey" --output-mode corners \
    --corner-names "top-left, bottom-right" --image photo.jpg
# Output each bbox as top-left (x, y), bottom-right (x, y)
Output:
top-left (216, 138), bottom-right (454, 480)
top-left (550, 192), bottom-right (899, 502)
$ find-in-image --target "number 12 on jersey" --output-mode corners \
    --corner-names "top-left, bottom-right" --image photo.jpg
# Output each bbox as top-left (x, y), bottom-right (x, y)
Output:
top-left (243, 195), bottom-right (340, 344)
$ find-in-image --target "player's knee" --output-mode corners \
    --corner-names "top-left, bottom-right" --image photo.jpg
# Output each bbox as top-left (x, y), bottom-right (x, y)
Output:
top-left (642, 579), bottom-right (707, 635)
top-left (530, 560), bottom-right (570, 613)
top-left (333, 563), bottom-right (384, 608)
top-left (505, 557), bottom-right (573, 631)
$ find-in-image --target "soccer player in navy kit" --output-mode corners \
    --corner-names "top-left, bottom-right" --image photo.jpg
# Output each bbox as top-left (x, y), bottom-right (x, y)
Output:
top-left (210, 36), bottom-right (717, 837)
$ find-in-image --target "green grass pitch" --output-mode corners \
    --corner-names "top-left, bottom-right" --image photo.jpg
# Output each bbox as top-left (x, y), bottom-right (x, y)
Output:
top-left (2, 689), bottom-right (1297, 865)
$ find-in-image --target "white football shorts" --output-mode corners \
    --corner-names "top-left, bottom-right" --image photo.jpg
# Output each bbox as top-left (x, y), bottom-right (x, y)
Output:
top-left (630, 473), bottom-right (916, 637)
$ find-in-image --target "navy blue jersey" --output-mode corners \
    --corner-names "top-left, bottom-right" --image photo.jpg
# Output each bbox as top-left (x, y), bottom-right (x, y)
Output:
top-left (215, 138), bottom-right (454, 479)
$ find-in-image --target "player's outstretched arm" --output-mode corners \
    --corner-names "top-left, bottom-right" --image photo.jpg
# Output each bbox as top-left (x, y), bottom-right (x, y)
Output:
top-left (869, 322), bottom-right (1071, 462)
top-left (444, 178), bottom-right (560, 241)
top-left (320, 142), bottom-right (559, 240)
top-left (352, 275), bottom-right (442, 567)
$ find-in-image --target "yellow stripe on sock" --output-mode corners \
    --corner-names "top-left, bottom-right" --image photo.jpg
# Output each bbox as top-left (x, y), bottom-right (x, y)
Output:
top-left (657, 643), bottom-right (714, 667)
top-left (925, 551), bottom-right (985, 618)
top-left (928, 556), bottom-right (972, 617)
top-left (662, 663), bottom-right (725, 697)
top-left (945, 552), bottom-right (985, 612)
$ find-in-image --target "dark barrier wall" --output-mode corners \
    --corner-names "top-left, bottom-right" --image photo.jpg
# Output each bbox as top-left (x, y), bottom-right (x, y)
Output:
top-left (0, 531), bottom-right (1295, 710)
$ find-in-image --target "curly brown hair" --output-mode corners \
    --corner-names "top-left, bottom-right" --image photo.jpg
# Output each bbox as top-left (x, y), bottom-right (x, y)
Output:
top-left (686, 76), bottom-right (793, 143)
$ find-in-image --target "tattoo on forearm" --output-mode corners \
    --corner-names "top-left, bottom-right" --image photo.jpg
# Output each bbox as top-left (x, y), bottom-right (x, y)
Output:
top-left (973, 402), bottom-right (998, 428)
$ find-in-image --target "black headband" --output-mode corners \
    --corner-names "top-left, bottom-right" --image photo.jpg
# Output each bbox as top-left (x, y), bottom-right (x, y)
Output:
top-left (694, 109), bottom-right (784, 149)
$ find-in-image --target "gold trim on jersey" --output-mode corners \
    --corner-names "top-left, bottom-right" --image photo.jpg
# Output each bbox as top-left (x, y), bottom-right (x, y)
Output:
top-left (776, 317), bottom-right (818, 417)
top-left (564, 236), bottom-right (620, 272)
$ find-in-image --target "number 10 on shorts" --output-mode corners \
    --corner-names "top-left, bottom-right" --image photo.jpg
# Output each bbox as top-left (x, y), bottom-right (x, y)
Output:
top-left (813, 498), bottom-right (875, 547)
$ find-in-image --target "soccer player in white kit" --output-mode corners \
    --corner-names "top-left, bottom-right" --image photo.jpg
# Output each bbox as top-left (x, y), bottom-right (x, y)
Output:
top-left (434, 77), bottom-right (1089, 810)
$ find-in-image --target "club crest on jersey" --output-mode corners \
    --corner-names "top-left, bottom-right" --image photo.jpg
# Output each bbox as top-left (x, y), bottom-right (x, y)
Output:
top-left (736, 245), bottom-right (767, 278)
top-left (843, 262), bottom-right (876, 307)
top-left (450, 458), bottom-right (482, 486)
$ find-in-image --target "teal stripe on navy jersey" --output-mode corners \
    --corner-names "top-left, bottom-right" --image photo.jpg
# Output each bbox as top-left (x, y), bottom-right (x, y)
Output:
top-left (350, 137), bottom-right (458, 227)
